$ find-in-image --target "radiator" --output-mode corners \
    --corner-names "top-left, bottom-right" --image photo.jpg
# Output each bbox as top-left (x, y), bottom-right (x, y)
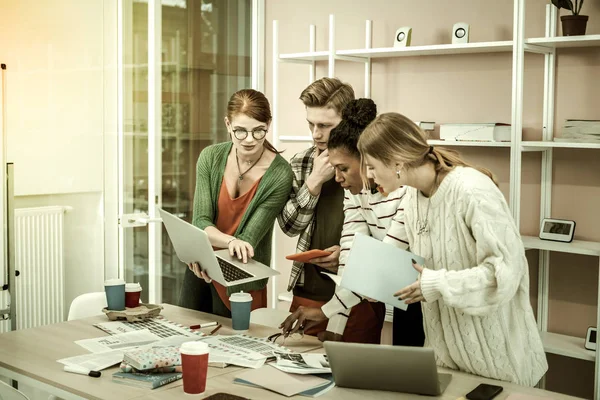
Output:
top-left (0, 206), bottom-right (70, 332)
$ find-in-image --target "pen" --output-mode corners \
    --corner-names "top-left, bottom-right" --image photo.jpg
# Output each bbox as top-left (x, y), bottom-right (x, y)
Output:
top-left (63, 365), bottom-right (101, 378)
top-left (190, 321), bottom-right (218, 329)
top-left (209, 324), bottom-right (222, 335)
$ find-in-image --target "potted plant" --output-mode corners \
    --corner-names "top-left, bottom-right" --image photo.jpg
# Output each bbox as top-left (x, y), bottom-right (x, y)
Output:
top-left (552, 0), bottom-right (588, 36)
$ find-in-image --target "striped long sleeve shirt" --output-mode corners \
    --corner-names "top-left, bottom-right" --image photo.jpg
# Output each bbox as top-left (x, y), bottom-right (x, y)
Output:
top-left (322, 185), bottom-right (409, 336)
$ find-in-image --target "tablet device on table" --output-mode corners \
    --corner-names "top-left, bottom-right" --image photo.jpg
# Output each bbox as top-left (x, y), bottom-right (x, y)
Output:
top-left (286, 249), bottom-right (333, 263)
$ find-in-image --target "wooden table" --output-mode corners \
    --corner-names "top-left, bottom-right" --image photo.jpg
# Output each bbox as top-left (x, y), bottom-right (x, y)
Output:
top-left (0, 304), bottom-right (582, 400)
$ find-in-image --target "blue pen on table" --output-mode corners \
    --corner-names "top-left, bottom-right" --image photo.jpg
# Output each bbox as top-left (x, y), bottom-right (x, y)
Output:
top-left (63, 365), bottom-right (101, 378)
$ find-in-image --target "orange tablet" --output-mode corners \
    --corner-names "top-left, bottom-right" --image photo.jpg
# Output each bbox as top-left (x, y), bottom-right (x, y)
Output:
top-left (285, 249), bottom-right (333, 263)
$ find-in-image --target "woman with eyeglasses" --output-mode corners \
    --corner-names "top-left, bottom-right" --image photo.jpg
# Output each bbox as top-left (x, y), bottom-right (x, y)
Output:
top-left (179, 89), bottom-right (293, 317)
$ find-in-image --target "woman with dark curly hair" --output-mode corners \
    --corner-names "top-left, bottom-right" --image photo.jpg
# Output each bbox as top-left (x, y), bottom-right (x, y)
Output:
top-left (280, 99), bottom-right (423, 345)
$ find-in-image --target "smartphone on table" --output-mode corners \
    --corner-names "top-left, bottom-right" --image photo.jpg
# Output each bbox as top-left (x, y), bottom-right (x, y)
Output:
top-left (466, 383), bottom-right (503, 400)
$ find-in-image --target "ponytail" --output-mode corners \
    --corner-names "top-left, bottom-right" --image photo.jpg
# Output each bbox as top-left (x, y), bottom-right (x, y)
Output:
top-left (358, 113), bottom-right (498, 187)
top-left (428, 146), bottom-right (498, 186)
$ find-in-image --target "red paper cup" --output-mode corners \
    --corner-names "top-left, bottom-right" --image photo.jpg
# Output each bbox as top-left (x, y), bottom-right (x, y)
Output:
top-left (125, 283), bottom-right (142, 308)
top-left (180, 341), bottom-right (209, 394)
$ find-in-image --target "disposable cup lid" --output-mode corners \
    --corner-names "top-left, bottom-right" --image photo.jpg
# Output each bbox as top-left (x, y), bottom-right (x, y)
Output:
top-left (105, 278), bottom-right (125, 286)
top-left (125, 283), bottom-right (142, 292)
top-left (229, 291), bottom-right (252, 302)
top-left (180, 341), bottom-right (209, 355)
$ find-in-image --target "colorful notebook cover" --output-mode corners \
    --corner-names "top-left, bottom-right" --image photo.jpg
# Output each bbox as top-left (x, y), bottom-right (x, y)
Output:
top-left (122, 346), bottom-right (181, 371)
top-left (121, 344), bottom-right (226, 372)
top-left (112, 371), bottom-right (182, 389)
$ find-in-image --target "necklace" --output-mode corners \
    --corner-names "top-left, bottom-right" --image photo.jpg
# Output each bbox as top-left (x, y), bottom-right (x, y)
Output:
top-left (416, 172), bottom-right (439, 236)
top-left (235, 147), bottom-right (265, 182)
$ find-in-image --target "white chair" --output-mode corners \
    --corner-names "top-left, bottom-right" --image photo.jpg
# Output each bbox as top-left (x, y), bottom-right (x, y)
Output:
top-left (0, 381), bottom-right (30, 400)
top-left (250, 308), bottom-right (291, 328)
top-left (67, 292), bottom-right (107, 321)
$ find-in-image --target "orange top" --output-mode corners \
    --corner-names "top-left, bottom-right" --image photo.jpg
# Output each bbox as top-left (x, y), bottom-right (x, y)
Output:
top-left (213, 176), bottom-right (267, 311)
top-left (215, 177), bottom-right (261, 236)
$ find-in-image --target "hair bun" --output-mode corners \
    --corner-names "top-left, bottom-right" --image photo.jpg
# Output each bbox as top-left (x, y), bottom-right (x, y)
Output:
top-left (342, 98), bottom-right (377, 129)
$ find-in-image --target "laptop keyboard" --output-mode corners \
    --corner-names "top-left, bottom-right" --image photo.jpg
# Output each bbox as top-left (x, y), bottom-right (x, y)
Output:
top-left (217, 258), bottom-right (254, 282)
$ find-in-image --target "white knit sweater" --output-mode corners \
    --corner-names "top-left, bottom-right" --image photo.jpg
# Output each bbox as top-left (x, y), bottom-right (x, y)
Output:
top-left (409, 166), bottom-right (548, 386)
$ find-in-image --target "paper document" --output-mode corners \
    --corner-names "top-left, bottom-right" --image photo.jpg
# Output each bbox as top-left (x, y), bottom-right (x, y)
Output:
top-left (94, 316), bottom-right (201, 338)
top-left (75, 329), bottom-right (161, 353)
top-left (198, 334), bottom-right (291, 369)
top-left (271, 351), bottom-right (331, 375)
top-left (340, 233), bottom-right (424, 311)
top-left (57, 350), bottom-right (124, 371)
top-left (321, 272), bottom-right (341, 286)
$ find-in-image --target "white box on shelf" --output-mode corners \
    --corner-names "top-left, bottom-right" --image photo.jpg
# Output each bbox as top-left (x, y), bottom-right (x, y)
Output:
top-left (439, 123), bottom-right (511, 142)
top-left (415, 121), bottom-right (435, 131)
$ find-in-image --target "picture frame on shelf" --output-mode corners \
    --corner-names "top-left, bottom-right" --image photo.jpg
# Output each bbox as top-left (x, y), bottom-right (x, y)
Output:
top-left (539, 218), bottom-right (576, 243)
top-left (585, 327), bottom-right (597, 351)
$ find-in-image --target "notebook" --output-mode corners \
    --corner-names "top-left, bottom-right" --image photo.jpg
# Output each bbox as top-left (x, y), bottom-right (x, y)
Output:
top-left (234, 365), bottom-right (332, 397)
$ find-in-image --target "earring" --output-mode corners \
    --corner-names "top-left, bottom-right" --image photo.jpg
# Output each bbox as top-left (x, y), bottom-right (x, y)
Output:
top-left (396, 170), bottom-right (401, 179)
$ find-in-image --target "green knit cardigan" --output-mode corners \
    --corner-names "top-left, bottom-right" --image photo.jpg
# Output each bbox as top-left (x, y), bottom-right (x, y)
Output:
top-left (192, 142), bottom-right (293, 295)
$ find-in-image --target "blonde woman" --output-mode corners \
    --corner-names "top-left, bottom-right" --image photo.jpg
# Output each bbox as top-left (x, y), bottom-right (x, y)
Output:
top-left (356, 112), bottom-right (548, 386)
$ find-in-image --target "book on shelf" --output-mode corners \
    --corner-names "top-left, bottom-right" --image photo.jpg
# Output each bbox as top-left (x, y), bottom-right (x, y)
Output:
top-left (439, 123), bottom-right (511, 142)
top-left (563, 119), bottom-right (600, 129)
top-left (112, 371), bottom-right (182, 389)
top-left (556, 119), bottom-right (600, 142)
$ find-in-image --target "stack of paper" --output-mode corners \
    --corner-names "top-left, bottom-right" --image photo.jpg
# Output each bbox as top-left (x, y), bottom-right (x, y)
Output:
top-left (198, 334), bottom-right (292, 369)
top-left (556, 119), bottom-right (600, 143)
top-left (271, 351), bottom-right (331, 375)
top-left (234, 365), bottom-right (335, 397)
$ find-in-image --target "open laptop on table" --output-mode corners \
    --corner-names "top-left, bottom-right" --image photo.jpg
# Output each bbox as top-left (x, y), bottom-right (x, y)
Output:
top-left (324, 341), bottom-right (452, 396)
top-left (158, 207), bottom-right (279, 287)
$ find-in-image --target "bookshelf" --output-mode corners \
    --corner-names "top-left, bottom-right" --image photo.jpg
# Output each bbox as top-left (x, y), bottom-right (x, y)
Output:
top-left (272, 1), bottom-right (600, 398)
top-left (336, 41), bottom-right (514, 58)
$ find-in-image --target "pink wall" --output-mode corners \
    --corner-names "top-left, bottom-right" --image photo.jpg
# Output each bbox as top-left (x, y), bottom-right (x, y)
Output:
top-left (265, 1), bottom-right (600, 398)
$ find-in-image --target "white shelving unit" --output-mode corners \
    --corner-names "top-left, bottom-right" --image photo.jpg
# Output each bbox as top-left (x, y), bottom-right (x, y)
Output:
top-left (336, 41), bottom-right (514, 58)
top-left (427, 140), bottom-right (511, 148)
top-left (272, 2), bottom-right (600, 397)
top-left (517, 3), bottom-right (600, 399)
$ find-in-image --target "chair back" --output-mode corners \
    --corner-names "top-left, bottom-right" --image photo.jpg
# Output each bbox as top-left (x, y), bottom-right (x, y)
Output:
top-left (67, 292), bottom-right (107, 321)
top-left (0, 381), bottom-right (30, 400)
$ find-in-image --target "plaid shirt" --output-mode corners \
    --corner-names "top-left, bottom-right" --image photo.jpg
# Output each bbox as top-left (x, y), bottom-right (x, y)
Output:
top-left (277, 146), bottom-right (320, 291)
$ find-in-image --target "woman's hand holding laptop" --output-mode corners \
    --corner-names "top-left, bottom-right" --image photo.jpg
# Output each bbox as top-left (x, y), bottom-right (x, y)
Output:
top-left (187, 263), bottom-right (214, 283)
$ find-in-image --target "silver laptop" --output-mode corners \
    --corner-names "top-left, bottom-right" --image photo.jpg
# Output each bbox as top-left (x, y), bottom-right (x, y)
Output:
top-left (324, 342), bottom-right (452, 396)
top-left (157, 208), bottom-right (279, 287)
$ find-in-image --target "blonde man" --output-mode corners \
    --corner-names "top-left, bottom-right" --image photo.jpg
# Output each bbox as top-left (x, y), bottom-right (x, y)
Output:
top-left (277, 77), bottom-right (355, 336)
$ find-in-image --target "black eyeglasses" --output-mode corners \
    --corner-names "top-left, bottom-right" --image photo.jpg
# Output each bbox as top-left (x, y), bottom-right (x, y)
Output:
top-left (231, 128), bottom-right (268, 141)
top-left (267, 331), bottom-right (304, 345)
